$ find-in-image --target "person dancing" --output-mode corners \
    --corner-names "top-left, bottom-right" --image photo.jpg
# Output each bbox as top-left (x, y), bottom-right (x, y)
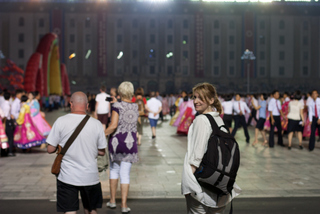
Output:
top-left (252, 93), bottom-right (268, 146)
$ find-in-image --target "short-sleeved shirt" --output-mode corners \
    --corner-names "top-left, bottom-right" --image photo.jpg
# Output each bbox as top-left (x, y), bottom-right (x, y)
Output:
top-left (259, 100), bottom-right (267, 119)
top-left (268, 98), bottom-right (281, 116)
top-left (221, 101), bottom-right (233, 115)
top-left (46, 114), bottom-right (107, 186)
top-left (109, 101), bottom-right (139, 163)
top-left (95, 92), bottom-right (110, 114)
top-left (147, 98), bottom-right (162, 119)
top-left (287, 100), bottom-right (304, 120)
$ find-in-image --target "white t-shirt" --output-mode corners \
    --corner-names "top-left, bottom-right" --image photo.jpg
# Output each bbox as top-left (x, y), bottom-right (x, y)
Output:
top-left (287, 100), bottom-right (304, 120)
top-left (147, 97), bottom-right (162, 119)
top-left (95, 92), bottom-right (110, 114)
top-left (221, 101), bottom-right (233, 115)
top-left (46, 114), bottom-right (107, 186)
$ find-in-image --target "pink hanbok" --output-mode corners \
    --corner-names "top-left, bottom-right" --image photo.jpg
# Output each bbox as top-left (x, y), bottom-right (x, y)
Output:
top-left (173, 101), bottom-right (189, 127)
top-left (14, 104), bottom-right (46, 149)
top-left (177, 100), bottom-right (196, 135)
top-left (29, 99), bottom-right (51, 136)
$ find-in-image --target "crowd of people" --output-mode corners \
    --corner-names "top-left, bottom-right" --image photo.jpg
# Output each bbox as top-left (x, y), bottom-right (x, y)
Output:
top-left (0, 89), bottom-right (53, 157)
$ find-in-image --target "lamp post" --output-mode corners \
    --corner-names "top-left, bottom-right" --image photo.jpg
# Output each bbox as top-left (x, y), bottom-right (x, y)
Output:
top-left (241, 49), bottom-right (256, 94)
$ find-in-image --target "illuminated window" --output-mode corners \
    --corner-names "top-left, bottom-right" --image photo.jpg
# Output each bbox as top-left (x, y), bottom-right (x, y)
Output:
top-left (279, 51), bottom-right (285, 60)
top-left (19, 17), bottom-right (24, 27)
top-left (279, 20), bottom-right (285, 30)
top-left (214, 20), bottom-right (219, 29)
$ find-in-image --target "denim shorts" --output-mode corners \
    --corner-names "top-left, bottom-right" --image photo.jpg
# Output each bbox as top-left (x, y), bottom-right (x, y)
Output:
top-left (149, 118), bottom-right (158, 127)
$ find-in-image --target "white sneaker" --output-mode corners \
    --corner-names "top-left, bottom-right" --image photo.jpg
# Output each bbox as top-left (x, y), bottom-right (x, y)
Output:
top-left (106, 202), bottom-right (116, 209)
top-left (122, 207), bottom-right (131, 213)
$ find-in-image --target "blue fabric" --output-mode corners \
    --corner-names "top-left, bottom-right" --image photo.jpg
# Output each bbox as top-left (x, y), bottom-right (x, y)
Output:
top-left (259, 100), bottom-right (267, 119)
top-left (149, 118), bottom-right (158, 127)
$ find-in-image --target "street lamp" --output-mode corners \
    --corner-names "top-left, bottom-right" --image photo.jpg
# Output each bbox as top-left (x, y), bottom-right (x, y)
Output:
top-left (241, 49), bottom-right (256, 94)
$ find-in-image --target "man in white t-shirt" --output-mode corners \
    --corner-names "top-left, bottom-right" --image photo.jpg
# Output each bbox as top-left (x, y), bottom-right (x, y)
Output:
top-left (146, 91), bottom-right (162, 139)
top-left (47, 92), bottom-right (107, 214)
top-left (95, 85), bottom-right (111, 130)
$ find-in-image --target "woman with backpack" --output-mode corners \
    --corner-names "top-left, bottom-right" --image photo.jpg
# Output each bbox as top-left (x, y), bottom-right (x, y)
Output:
top-left (181, 82), bottom-right (241, 214)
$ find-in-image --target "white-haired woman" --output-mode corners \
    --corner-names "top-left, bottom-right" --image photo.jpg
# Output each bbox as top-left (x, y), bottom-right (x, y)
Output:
top-left (105, 81), bottom-right (139, 214)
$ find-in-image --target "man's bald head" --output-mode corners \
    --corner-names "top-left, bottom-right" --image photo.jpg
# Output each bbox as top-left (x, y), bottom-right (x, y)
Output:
top-left (70, 92), bottom-right (88, 113)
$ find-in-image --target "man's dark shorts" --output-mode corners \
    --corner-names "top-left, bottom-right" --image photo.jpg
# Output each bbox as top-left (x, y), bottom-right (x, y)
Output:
top-left (97, 113), bottom-right (109, 125)
top-left (57, 179), bottom-right (102, 212)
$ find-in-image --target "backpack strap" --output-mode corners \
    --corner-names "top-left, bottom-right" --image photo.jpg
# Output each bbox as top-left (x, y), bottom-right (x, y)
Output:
top-left (204, 114), bottom-right (234, 140)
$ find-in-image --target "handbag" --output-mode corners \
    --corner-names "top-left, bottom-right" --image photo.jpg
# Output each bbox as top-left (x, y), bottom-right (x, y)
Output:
top-left (51, 115), bottom-right (90, 176)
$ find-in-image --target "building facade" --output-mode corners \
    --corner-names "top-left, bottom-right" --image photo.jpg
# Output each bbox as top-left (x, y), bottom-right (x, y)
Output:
top-left (1, 1), bottom-right (320, 94)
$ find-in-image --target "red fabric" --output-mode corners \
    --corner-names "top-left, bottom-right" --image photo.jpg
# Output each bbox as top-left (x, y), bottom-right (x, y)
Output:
top-left (177, 107), bottom-right (195, 135)
top-left (132, 96), bottom-right (146, 105)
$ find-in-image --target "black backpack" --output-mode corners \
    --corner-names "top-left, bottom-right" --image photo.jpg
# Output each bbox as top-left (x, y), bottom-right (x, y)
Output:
top-left (194, 114), bottom-right (240, 196)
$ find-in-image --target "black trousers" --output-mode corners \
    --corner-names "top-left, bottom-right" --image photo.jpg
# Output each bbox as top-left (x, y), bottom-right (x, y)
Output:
top-left (247, 108), bottom-right (258, 125)
top-left (5, 119), bottom-right (15, 154)
top-left (231, 115), bottom-right (250, 142)
top-left (309, 117), bottom-right (320, 151)
top-left (269, 116), bottom-right (283, 147)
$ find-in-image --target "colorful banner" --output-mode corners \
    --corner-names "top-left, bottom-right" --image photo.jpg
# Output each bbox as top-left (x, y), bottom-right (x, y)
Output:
top-left (98, 12), bottom-right (107, 77)
top-left (195, 13), bottom-right (204, 78)
top-left (51, 9), bottom-right (63, 62)
top-left (243, 11), bottom-right (255, 78)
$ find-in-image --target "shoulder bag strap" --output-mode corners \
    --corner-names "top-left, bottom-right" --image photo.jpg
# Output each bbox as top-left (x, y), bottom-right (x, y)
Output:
top-left (60, 115), bottom-right (90, 155)
top-left (204, 114), bottom-right (234, 140)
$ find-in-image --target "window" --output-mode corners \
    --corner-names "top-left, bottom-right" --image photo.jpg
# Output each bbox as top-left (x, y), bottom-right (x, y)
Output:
top-left (39, 18), bottom-right (44, 27)
top-left (260, 67), bottom-right (265, 76)
top-left (132, 35), bottom-right (138, 44)
top-left (303, 66), bottom-right (308, 76)
top-left (85, 34), bottom-right (90, 43)
top-left (183, 35), bottom-right (188, 45)
top-left (19, 17), bottom-right (24, 27)
top-left (70, 34), bottom-right (75, 43)
top-left (214, 20), bottom-right (219, 29)
top-left (214, 36), bottom-right (219, 45)
top-left (150, 19), bottom-right (155, 28)
top-left (182, 66), bottom-right (188, 75)
top-left (183, 20), bottom-right (189, 29)
top-left (150, 66), bottom-right (155, 74)
top-left (117, 35), bottom-right (122, 43)
top-left (279, 36), bottom-right (285, 45)
top-left (260, 36), bottom-right (265, 45)
top-left (260, 20), bottom-right (265, 30)
top-left (279, 67), bottom-right (285, 76)
top-left (132, 50), bottom-right (138, 59)
top-left (132, 66), bottom-right (138, 74)
top-left (303, 36), bottom-right (308, 46)
top-left (229, 66), bottom-right (235, 76)
top-left (85, 18), bottom-right (90, 28)
top-left (18, 33), bottom-right (24, 43)
top-left (229, 21), bottom-right (235, 29)
top-left (167, 20), bottom-right (173, 29)
top-left (303, 21), bottom-right (308, 31)
top-left (70, 19), bottom-right (75, 28)
top-left (213, 66), bottom-right (219, 76)
top-left (279, 20), bottom-right (285, 29)
top-left (303, 52), bottom-right (308, 61)
top-left (260, 51), bottom-right (265, 60)
top-left (214, 51), bottom-right (219, 60)
top-left (150, 34), bottom-right (155, 44)
top-left (229, 36), bottom-right (234, 45)
top-left (229, 51), bottom-right (234, 60)
top-left (279, 51), bottom-right (285, 60)
top-left (167, 35), bottom-right (173, 44)
top-left (183, 51), bottom-right (188, 60)
top-left (167, 66), bottom-right (173, 75)
top-left (132, 19), bottom-right (138, 28)
top-left (117, 19), bottom-right (122, 28)
top-left (18, 49), bottom-right (24, 58)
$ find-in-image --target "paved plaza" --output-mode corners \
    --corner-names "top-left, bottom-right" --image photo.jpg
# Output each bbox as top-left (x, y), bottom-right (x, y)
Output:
top-left (1, 109), bottom-right (320, 201)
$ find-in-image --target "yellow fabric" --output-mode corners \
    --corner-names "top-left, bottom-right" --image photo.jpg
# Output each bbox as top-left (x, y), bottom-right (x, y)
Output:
top-left (175, 97), bottom-right (181, 107)
top-left (16, 104), bottom-right (30, 125)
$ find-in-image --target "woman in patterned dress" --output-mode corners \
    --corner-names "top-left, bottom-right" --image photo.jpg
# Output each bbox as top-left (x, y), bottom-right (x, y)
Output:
top-left (105, 81), bottom-right (139, 214)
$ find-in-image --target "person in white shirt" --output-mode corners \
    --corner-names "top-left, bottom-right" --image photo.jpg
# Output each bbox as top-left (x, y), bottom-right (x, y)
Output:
top-left (146, 91), bottom-right (162, 139)
top-left (1, 92), bottom-right (15, 157)
top-left (95, 85), bottom-right (111, 131)
top-left (221, 94), bottom-right (234, 133)
top-left (0, 90), bottom-right (5, 107)
top-left (181, 83), bottom-right (240, 214)
top-left (231, 94), bottom-right (251, 143)
top-left (287, 92), bottom-right (305, 150)
top-left (11, 89), bottom-right (24, 120)
top-left (156, 91), bottom-right (164, 122)
top-left (268, 90), bottom-right (285, 148)
top-left (308, 90), bottom-right (320, 151)
top-left (247, 94), bottom-right (259, 126)
top-left (47, 92), bottom-right (107, 214)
